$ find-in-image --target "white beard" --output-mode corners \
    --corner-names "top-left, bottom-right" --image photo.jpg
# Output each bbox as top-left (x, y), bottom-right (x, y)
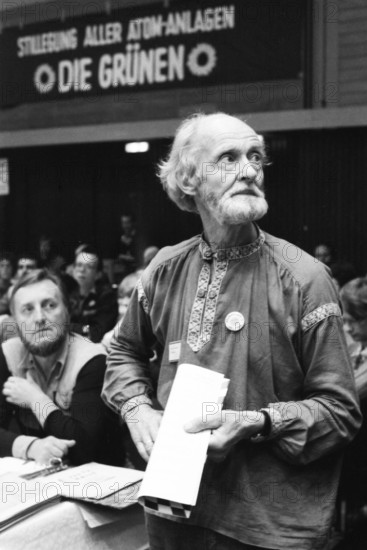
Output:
top-left (206, 194), bottom-right (269, 226)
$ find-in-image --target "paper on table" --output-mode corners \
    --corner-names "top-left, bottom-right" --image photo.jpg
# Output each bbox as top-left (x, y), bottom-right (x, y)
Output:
top-left (138, 363), bottom-right (229, 518)
top-left (49, 462), bottom-right (143, 500)
top-left (0, 461), bottom-right (144, 532)
top-left (0, 457), bottom-right (40, 476)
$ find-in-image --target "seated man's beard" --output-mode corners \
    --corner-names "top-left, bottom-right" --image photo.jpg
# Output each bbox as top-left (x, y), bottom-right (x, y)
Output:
top-left (18, 322), bottom-right (69, 357)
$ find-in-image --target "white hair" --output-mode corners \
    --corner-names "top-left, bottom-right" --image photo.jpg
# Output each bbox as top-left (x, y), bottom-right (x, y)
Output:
top-left (158, 113), bottom-right (210, 213)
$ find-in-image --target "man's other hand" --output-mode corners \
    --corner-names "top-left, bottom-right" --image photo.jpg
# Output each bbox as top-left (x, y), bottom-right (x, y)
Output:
top-left (126, 404), bottom-right (163, 462)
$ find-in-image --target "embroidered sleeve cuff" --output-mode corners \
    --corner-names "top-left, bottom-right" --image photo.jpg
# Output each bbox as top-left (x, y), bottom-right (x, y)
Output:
top-left (250, 407), bottom-right (284, 443)
top-left (12, 435), bottom-right (38, 460)
top-left (120, 395), bottom-right (153, 421)
top-left (301, 302), bottom-right (341, 332)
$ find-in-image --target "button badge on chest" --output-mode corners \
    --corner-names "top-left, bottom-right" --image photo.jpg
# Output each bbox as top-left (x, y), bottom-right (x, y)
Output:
top-left (225, 312), bottom-right (245, 332)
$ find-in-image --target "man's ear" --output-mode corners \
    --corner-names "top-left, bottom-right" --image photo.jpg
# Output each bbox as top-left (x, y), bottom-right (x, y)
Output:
top-left (177, 176), bottom-right (198, 197)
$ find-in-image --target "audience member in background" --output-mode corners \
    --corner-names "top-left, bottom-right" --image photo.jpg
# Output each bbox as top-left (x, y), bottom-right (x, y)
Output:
top-left (142, 246), bottom-right (160, 267)
top-left (341, 278), bottom-right (367, 398)
top-left (0, 253), bottom-right (38, 316)
top-left (313, 242), bottom-right (356, 290)
top-left (65, 243), bottom-right (88, 276)
top-left (0, 252), bottom-right (14, 300)
top-left (135, 246), bottom-right (160, 277)
top-left (37, 235), bottom-right (66, 273)
top-left (337, 277), bottom-right (367, 547)
top-left (12, 253), bottom-right (38, 283)
top-left (116, 213), bottom-right (137, 279)
top-left (102, 272), bottom-right (140, 351)
top-left (0, 269), bottom-right (124, 466)
top-left (60, 272), bottom-right (80, 319)
top-left (313, 242), bottom-right (335, 267)
top-left (71, 245), bottom-right (118, 343)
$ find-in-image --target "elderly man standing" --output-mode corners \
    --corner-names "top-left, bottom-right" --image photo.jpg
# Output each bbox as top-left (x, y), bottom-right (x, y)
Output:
top-left (102, 113), bottom-right (361, 550)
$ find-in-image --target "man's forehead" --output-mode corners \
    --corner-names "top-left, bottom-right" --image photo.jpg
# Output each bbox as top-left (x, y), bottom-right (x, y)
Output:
top-left (14, 280), bottom-right (61, 304)
top-left (197, 116), bottom-right (260, 147)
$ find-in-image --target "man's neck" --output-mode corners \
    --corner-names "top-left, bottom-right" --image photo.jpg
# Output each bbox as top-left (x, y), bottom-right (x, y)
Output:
top-left (32, 338), bottom-right (68, 375)
top-left (201, 217), bottom-right (258, 250)
top-left (34, 350), bottom-right (60, 374)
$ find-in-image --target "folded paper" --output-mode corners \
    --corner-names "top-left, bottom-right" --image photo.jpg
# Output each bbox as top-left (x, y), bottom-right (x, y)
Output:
top-left (138, 363), bottom-right (229, 518)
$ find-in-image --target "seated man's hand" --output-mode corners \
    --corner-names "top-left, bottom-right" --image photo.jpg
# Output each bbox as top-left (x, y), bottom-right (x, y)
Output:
top-left (3, 374), bottom-right (46, 407)
top-left (185, 409), bottom-right (265, 462)
top-left (27, 436), bottom-right (76, 465)
top-left (126, 404), bottom-right (163, 462)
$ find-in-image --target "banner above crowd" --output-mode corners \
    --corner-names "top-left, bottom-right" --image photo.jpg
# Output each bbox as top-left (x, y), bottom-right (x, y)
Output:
top-left (0, 1), bottom-right (306, 106)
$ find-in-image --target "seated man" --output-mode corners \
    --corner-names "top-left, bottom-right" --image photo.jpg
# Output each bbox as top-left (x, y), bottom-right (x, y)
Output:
top-left (0, 268), bottom-right (124, 466)
top-left (71, 245), bottom-right (118, 343)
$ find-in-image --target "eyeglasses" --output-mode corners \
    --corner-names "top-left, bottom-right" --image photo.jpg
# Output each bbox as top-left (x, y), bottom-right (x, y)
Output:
top-left (74, 262), bottom-right (97, 271)
top-left (17, 262), bottom-right (35, 270)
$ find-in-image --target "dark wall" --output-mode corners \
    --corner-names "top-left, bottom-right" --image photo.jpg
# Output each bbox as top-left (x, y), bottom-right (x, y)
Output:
top-left (0, 139), bottom-right (202, 264)
top-left (0, 126), bottom-right (366, 274)
top-left (262, 128), bottom-right (367, 275)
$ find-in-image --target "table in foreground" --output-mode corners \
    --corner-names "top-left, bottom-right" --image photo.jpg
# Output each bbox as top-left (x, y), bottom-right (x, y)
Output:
top-left (0, 500), bottom-right (148, 550)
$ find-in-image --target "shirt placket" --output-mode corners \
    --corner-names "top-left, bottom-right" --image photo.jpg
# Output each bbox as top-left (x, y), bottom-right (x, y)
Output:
top-left (187, 258), bottom-right (228, 352)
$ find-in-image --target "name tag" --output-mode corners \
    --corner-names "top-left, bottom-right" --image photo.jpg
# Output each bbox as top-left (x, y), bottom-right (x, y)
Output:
top-left (169, 341), bottom-right (181, 363)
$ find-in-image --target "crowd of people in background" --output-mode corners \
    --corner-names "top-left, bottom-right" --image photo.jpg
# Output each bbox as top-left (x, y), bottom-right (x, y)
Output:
top-left (0, 221), bottom-right (160, 347)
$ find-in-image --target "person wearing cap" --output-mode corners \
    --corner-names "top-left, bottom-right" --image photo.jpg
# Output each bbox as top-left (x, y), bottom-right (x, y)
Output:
top-left (102, 113), bottom-right (361, 550)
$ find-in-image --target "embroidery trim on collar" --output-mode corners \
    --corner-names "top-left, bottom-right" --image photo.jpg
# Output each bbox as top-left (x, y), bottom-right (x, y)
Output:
top-left (199, 231), bottom-right (265, 261)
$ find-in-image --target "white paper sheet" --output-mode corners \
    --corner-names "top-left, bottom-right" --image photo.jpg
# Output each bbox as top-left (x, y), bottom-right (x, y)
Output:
top-left (0, 457), bottom-right (40, 476)
top-left (49, 462), bottom-right (143, 500)
top-left (0, 460), bottom-right (144, 531)
top-left (138, 363), bottom-right (229, 515)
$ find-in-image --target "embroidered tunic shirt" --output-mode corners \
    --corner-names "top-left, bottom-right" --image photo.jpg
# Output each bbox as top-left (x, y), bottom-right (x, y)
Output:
top-left (103, 230), bottom-right (361, 550)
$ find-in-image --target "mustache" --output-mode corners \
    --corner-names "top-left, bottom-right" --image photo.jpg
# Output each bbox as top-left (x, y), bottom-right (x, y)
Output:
top-left (230, 186), bottom-right (265, 198)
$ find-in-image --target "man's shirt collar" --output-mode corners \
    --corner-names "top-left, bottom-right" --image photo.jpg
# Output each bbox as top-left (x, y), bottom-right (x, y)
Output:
top-left (199, 227), bottom-right (265, 262)
top-left (22, 336), bottom-right (70, 391)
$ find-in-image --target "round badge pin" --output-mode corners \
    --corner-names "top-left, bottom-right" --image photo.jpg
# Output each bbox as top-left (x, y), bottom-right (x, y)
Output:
top-left (225, 312), bottom-right (245, 332)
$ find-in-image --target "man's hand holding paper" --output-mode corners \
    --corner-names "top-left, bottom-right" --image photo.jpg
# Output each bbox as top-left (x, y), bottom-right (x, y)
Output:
top-left (185, 409), bottom-right (266, 462)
